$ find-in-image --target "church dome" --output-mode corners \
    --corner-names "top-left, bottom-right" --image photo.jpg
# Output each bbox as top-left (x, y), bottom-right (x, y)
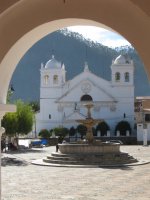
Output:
top-left (114, 54), bottom-right (131, 65)
top-left (45, 55), bottom-right (62, 69)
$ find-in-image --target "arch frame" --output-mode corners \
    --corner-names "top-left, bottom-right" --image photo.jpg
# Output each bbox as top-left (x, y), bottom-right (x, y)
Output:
top-left (0, 0), bottom-right (150, 105)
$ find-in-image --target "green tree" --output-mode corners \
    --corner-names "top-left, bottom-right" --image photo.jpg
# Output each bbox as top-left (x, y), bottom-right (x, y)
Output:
top-left (39, 129), bottom-right (51, 139)
top-left (17, 100), bottom-right (34, 135)
top-left (2, 112), bottom-right (18, 149)
top-left (28, 101), bottom-right (40, 112)
top-left (28, 101), bottom-right (40, 138)
top-left (1, 113), bottom-right (18, 137)
top-left (2, 100), bottom-right (34, 149)
top-left (77, 124), bottom-right (87, 139)
top-left (69, 126), bottom-right (76, 136)
top-left (53, 127), bottom-right (69, 142)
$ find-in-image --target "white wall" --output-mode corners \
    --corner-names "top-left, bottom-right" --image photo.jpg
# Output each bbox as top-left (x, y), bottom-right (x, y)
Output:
top-left (137, 123), bottom-right (150, 141)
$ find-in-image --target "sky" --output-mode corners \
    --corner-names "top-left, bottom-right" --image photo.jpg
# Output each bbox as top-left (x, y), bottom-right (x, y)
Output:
top-left (67, 26), bottom-right (131, 48)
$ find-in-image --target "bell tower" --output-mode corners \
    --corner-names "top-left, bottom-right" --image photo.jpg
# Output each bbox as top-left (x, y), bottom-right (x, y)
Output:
top-left (111, 54), bottom-right (134, 86)
top-left (36, 55), bottom-right (66, 132)
top-left (40, 55), bottom-right (66, 89)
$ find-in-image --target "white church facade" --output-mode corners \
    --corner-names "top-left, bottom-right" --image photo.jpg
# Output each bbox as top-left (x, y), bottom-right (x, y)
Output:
top-left (36, 54), bottom-right (135, 137)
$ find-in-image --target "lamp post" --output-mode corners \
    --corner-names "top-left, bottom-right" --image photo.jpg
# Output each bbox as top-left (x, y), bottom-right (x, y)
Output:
top-left (7, 84), bottom-right (15, 103)
top-left (34, 114), bottom-right (37, 138)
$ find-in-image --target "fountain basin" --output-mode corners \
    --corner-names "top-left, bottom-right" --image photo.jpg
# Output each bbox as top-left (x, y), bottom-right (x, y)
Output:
top-left (58, 143), bottom-right (120, 154)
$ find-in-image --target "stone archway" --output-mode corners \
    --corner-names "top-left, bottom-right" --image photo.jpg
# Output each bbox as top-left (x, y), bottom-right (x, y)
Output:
top-left (0, 0), bottom-right (150, 106)
top-left (0, 0), bottom-right (150, 195)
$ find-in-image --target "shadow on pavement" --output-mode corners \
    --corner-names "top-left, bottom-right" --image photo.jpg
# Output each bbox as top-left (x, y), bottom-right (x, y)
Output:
top-left (1, 157), bottom-right (28, 167)
top-left (100, 166), bottom-right (133, 170)
top-left (4, 148), bottom-right (47, 155)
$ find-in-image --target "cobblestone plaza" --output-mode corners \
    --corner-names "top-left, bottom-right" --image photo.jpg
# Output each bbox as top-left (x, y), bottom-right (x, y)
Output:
top-left (2, 146), bottom-right (150, 200)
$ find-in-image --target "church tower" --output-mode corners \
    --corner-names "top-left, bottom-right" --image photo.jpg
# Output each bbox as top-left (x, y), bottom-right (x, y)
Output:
top-left (110, 54), bottom-right (135, 132)
top-left (111, 54), bottom-right (134, 86)
top-left (40, 55), bottom-right (66, 88)
top-left (36, 55), bottom-right (66, 131)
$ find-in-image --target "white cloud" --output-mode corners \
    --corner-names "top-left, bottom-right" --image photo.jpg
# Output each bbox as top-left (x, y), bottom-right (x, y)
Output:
top-left (100, 38), bottom-right (131, 48)
top-left (67, 26), bottom-right (131, 48)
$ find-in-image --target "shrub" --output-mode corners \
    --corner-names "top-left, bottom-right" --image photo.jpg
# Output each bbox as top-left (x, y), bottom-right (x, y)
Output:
top-left (115, 121), bottom-right (131, 136)
top-left (53, 127), bottom-right (69, 143)
top-left (39, 129), bottom-right (51, 139)
top-left (69, 126), bottom-right (76, 136)
top-left (96, 121), bottom-right (110, 136)
top-left (77, 124), bottom-right (87, 139)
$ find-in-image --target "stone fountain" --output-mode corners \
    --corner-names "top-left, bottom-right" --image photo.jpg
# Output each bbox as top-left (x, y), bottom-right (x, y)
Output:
top-left (34, 102), bottom-right (138, 167)
top-left (58, 102), bottom-right (120, 155)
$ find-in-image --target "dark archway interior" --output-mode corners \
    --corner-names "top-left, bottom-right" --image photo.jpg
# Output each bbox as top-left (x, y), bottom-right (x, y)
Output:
top-left (80, 94), bottom-right (93, 101)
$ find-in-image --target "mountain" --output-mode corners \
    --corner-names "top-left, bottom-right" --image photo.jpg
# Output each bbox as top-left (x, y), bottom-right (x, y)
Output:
top-left (10, 29), bottom-right (150, 102)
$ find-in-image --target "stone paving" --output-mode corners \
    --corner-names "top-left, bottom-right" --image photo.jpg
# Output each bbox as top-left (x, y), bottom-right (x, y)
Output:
top-left (1, 145), bottom-right (150, 200)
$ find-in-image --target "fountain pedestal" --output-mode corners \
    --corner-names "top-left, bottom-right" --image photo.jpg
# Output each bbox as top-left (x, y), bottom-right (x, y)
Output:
top-left (58, 143), bottom-right (120, 154)
top-left (76, 103), bottom-right (102, 144)
top-left (43, 142), bottom-right (138, 166)
top-left (86, 127), bottom-right (94, 143)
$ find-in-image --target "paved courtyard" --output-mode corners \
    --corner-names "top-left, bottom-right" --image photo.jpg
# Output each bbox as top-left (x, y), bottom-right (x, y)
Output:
top-left (1, 145), bottom-right (150, 200)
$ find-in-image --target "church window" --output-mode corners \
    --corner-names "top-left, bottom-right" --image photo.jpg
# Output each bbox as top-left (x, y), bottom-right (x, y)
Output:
top-left (115, 72), bottom-right (120, 81)
top-left (80, 94), bottom-right (93, 101)
top-left (44, 75), bottom-right (49, 85)
top-left (124, 72), bottom-right (130, 82)
top-left (53, 75), bottom-right (58, 84)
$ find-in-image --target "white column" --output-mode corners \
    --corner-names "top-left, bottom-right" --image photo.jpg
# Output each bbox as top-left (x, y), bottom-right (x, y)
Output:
top-left (126, 130), bottom-right (130, 136)
top-left (51, 131), bottom-right (55, 138)
top-left (97, 131), bottom-right (101, 137)
top-left (107, 130), bottom-right (110, 137)
top-left (137, 123), bottom-right (143, 142)
top-left (117, 131), bottom-right (120, 137)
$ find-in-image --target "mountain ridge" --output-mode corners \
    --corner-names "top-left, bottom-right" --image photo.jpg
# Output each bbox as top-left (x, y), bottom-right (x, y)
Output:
top-left (10, 29), bottom-right (150, 102)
